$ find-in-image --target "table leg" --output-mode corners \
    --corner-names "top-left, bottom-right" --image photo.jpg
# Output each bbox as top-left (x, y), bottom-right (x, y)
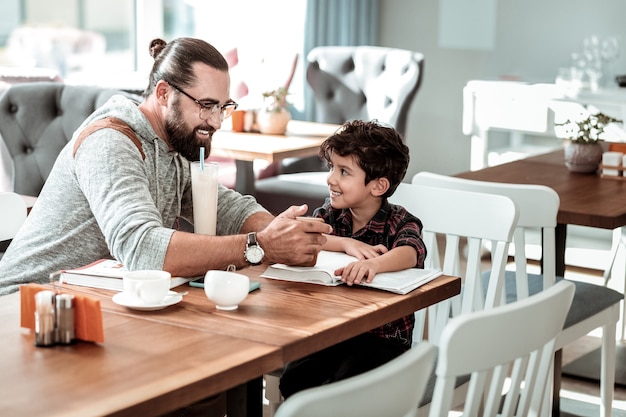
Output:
top-left (235, 160), bottom-right (256, 196)
top-left (543, 223), bottom-right (567, 417)
top-left (226, 377), bottom-right (263, 417)
top-left (553, 349), bottom-right (563, 417)
top-left (555, 223), bottom-right (567, 278)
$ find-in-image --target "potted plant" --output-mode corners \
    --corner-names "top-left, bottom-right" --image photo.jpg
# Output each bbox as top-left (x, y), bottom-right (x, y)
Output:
top-left (256, 87), bottom-right (292, 135)
top-left (556, 111), bottom-right (623, 173)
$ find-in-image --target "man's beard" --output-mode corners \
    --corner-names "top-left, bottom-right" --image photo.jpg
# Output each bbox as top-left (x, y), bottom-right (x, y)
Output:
top-left (165, 99), bottom-right (214, 161)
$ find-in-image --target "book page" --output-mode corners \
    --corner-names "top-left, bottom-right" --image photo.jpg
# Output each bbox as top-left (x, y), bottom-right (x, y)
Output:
top-left (261, 251), bottom-right (442, 293)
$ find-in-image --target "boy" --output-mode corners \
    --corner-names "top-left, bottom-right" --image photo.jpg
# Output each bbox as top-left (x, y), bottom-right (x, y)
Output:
top-left (279, 119), bottom-right (427, 398)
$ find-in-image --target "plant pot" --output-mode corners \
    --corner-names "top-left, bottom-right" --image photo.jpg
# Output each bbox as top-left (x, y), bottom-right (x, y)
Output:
top-left (257, 107), bottom-right (291, 135)
top-left (564, 142), bottom-right (603, 173)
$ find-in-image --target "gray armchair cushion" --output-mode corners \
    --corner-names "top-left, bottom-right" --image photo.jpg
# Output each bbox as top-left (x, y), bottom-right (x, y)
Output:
top-left (484, 271), bottom-right (623, 328)
top-left (0, 82), bottom-right (139, 196)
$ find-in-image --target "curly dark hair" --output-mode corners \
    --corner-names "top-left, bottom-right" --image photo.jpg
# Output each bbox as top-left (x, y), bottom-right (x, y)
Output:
top-left (319, 120), bottom-right (410, 198)
top-left (143, 37), bottom-right (229, 98)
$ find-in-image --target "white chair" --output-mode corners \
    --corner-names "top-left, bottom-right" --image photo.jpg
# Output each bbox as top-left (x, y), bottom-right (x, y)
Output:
top-left (412, 171), bottom-right (623, 417)
top-left (388, 183), bottom-right (518, 345)
top-left (0, 192), bottom-right (27, 258)
top-left (388, 183), bottom-right (519, 413)
top-left (428, 280), bottom-right (575, 417)
top-left (274, 341), bottom-right (437, 417)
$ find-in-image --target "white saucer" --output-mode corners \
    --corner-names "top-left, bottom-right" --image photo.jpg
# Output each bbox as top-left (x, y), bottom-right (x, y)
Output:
top-left (112, 291), bottom-right (183, 311)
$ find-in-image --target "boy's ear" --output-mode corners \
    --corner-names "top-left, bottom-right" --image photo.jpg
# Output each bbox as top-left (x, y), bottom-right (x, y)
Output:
top-left (371, 177), bottom-right (390, 197)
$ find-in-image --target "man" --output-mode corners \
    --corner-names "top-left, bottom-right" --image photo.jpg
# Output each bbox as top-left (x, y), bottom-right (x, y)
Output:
top-left (0, 37), bottom-right (331, 295)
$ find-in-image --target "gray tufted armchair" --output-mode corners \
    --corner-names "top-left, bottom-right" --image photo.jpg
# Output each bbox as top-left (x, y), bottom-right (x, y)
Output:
top-left (254, 46), bottom-right (424, 214)
top-left (0, 82), bottom-right (139, 196)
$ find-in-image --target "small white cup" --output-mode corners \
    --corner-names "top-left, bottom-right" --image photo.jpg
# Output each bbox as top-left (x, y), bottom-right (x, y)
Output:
top-left (204, 270), bottom-right (250, 310)
top-left (123, 270), bottom-right (171, 305)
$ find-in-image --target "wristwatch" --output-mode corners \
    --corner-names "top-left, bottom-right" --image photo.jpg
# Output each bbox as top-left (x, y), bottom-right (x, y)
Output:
top-left (244, 232), bottom-right (265, 265)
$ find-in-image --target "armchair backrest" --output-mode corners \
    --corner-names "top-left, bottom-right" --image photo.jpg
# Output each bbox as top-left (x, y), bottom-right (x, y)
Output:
top-left (306, 45), bottom-right (424, 137)
top-left (0, 82), bottom-right (137, 196)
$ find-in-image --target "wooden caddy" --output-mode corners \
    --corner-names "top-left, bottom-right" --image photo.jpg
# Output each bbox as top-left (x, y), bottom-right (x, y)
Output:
top-left (599, 164), bottom-right (626, 181)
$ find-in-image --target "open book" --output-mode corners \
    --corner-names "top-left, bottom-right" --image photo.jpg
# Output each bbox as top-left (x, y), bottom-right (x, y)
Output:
top-left (60, 259), bottom-right (191, 291)
top-left (261, 251), bottom-right (442, 295)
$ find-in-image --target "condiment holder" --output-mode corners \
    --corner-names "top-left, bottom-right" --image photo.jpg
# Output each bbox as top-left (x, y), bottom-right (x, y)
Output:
top-left (21, 271), bottom-right (104, 347)
top-left (600, 151), bottom-right (626, 181)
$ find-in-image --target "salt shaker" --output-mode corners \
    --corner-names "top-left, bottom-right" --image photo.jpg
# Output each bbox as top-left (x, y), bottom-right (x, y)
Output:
top-left (55, 293), bottom-right (75, 345)
top-left (34, 290), bottom-right (56, 347)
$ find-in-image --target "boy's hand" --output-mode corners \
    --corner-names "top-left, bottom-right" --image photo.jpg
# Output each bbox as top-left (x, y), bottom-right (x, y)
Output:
top-left (343, 241), bottom-right (388, 260)
top-left (335, 260), bottom-right (378, 285)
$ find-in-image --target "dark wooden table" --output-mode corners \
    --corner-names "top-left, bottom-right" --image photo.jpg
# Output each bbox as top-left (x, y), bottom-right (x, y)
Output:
top-left (457, 149), bottom-right (626, 277)
top-left (1, 265), bottom-right (460, 417)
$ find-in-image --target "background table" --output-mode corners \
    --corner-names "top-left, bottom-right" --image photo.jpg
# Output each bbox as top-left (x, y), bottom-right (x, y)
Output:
top-left (211, 120), bottom-right (339, 195)
top-left (457, 149), bottom-right (626, 277)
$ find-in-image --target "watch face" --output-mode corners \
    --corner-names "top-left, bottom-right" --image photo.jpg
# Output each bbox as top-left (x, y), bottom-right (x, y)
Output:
top-left (246, 245), bottom-right (264, 264)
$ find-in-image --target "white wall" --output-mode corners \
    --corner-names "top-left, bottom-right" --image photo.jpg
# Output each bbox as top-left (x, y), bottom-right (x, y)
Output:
top-left (379, 0), bottom-right (626, 178)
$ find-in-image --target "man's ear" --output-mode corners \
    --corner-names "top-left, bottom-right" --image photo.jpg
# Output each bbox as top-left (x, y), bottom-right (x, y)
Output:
top-left (371, 177), bottom-right (390, 197)
top-left (155, 80), bottom-right (170, 105)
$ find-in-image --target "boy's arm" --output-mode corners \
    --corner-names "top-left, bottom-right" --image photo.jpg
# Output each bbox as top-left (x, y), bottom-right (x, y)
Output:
top-left (323, 235), bottom-right (388, 259)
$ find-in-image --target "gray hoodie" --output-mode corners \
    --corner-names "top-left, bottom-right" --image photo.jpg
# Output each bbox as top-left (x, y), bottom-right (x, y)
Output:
top-left (0, 95), bottom-right (267, 295)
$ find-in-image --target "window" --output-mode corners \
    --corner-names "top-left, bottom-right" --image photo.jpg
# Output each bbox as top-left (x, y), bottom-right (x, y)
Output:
top-left (1, 0), bottom-right (306, 110)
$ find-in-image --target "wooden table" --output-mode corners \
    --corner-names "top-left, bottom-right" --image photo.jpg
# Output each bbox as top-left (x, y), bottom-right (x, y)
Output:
top-left (211, 120), bottom-right (339, 195)
top-left (457, 149), bottom-right (626, 277)
top-left (0, 266), bottom-right (460, 417)
top-left (0, 291), bottom-right (282, 417)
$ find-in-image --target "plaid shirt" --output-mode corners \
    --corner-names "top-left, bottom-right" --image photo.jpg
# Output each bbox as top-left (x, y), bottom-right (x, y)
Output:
top-left (313, 199), bottom-right (427, 350)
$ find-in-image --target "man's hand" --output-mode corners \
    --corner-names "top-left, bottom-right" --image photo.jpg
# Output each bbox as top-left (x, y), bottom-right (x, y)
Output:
top-left (258, 205), bottom-right (332, 266)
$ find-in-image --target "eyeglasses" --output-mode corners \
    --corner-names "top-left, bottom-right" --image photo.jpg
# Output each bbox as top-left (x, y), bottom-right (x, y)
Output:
top-left (167, 82), bottom-right (238, 121)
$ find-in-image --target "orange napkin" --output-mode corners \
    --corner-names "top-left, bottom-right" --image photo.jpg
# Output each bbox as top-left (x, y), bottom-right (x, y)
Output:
top-left (19, 284), bottom-right (105, 343)
top-left (608, 143), bottom-right (626, 154)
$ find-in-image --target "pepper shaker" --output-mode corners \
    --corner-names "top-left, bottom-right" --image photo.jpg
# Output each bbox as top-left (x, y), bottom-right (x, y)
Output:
top-left (34, 290), bottom-right (56, 347)
top-left (55, 293), bottom-right (75, 345)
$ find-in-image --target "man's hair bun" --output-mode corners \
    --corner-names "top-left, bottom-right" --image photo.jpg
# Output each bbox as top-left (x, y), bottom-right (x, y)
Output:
top-left (149, 38), bottom-right (167, 59)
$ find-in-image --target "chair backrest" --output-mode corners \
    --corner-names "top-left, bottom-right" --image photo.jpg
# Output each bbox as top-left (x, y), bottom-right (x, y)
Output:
top-left (389, 183), bottom-right (519, 344)
top-left (428, 279), bottom-right (575, 417)
top-left (0, 82), bottom-right (138, 196)
top-left (0, 192), bottom-right (27, 241)
top-left (274, 341), bottom-right (437, 417)
top-left (412, 171), bottom-right (560, 297)
top-left (306, 45), bottom-right (424, 137)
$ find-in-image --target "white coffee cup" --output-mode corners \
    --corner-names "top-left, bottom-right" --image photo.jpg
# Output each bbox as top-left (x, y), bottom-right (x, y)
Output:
top-left (204, 270), bottom-right (250, 310)
top-left (123, 270), bottom-right (171, 305)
